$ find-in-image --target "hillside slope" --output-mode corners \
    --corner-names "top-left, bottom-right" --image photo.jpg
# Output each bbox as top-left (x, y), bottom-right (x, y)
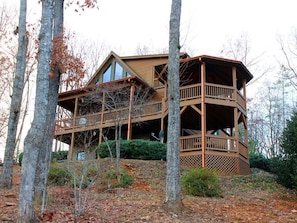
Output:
top-left (1, 159), bottom-right (297, 222)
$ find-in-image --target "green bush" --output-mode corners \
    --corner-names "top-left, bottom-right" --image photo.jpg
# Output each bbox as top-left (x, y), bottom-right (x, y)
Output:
top-left (97, 139), bottom-right (166, 160)
top-left (18, 152), bottom-right (23, 166)
top-left (269, 111), bottom-right (297, 189)
top-left (48, 163), bottom-right (71, 186)
top-left (18, 151), bottom-right (68, 166)
top-left (117, 170), bottom-right (134, 188)
top-left (105, 170), bottom-right (134, 188)
top-left (249, 153), bottom-right (270, 171)
top-left (52, 151), bottom-right (68, 161)
top-left (181, 168), bottom-right (223, 197)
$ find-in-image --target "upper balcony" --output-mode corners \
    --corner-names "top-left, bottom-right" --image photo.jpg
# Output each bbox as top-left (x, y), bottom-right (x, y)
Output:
top-left (55, 82), bottom-right (247, 135)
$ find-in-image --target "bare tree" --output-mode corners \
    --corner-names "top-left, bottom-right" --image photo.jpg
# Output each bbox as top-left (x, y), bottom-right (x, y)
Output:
top-left (0, 0), bottom-right (28, 188)
top-left (34, 0), bottom-right (65, 202)
top-left (18, 0), bottom-right (54, 221)
top-left (277, 29), bottom-right (297, 89)
top-left (248, 76), bottom-right (295, 158)
top-left (80, 83), bottom-right (152, 181)
top-left (164, 0), bottom-right (183, 213)
top-left (219, 33), bottom-right (270, 86)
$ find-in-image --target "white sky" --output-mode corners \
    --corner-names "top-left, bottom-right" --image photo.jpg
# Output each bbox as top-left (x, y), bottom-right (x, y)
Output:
top-left (1, 0), bottom-right (296, 159)
top-left (62, 0), bottom-right (296, 56)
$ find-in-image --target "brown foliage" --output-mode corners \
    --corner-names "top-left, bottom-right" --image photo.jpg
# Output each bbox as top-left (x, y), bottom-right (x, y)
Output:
top-left (1, 162), bottom-right (297, 222)
top-left (51, 33), bottom-right (85, 90)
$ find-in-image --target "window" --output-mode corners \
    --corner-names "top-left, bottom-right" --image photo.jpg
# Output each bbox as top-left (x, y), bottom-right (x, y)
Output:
top-left (77, 151), bottom-right (85, 161)
top-left (100, 60), bottom-right (132, 83)
top-left (103, 64), bottom-right (112, 82)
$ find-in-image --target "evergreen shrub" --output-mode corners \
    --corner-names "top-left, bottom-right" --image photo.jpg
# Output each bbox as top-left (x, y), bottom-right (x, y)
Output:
top-left (48, 163), bottom-right (71, 186)
top-left (249, 153), bottom-right (270, 172)
top-left (18, 152), bottom-right (23, 166)
top-left (181, 168), bottom-right (223, 197)
top-left (269, 111), bottom-right (297, 189)
top-left (97, 139), bottom-right (166, 160)
top-left (18, 150), bottom-right (68, 166)
top-left (52, 150), bottom-right (68, 161)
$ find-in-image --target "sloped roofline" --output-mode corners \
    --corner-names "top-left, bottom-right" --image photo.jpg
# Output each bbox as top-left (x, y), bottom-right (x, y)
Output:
top-left (179, 54), bottom-right (254, 83)
top-left (59, 75), bottom-right (154, 99)
top-left (87, 51), bottom-right (190, 86)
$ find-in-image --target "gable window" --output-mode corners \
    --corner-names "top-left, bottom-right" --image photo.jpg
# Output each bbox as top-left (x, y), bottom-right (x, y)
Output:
top-left (103, 64), bottom-right (112, 82)
top-left (114, 62), bottom-right (124, 80)
top-left (99, 60), bottom-right (132, 83)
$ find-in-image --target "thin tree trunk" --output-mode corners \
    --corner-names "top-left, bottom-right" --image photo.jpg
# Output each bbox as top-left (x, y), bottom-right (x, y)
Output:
top-left (164, 0), bottom-right (183, 213)
top-left (15, 75), bottom-right (31, 163)
top-left (0, 0), bottom-right (28, 189)
top-left (17, 0), bottom-right (54, 221)
top-left (34, 0), bottom-right (64, 199)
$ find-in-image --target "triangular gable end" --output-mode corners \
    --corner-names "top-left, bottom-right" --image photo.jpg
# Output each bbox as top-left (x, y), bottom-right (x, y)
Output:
top-left (87, 51), bottom-right (147, 86)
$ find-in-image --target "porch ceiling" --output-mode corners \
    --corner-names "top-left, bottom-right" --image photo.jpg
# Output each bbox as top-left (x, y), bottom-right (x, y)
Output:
top-left (181, 104), bottom-right (234, 131)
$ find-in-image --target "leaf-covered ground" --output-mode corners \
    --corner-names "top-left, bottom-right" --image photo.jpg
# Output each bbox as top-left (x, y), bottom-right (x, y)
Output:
top-left (1, 159), bottom-right (297, 222)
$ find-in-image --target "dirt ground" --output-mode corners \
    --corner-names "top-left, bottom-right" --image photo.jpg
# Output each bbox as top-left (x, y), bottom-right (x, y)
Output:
top-left (1, 160), bottom-right (297, 223)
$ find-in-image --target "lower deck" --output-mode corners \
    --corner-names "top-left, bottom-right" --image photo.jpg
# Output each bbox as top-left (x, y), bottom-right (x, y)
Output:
top-left (180, 134), bottom-right (249, 175)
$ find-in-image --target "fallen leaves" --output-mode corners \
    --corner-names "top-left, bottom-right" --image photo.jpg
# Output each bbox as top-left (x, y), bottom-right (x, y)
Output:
top-left (1, 161), bottom-right (297, 222)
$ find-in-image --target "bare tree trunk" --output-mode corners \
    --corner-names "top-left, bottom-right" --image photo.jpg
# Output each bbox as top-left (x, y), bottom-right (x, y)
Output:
top-left (15, 75), bottom-right (31, 163)
top-left (164, 0), bottom-right (183, 213)
top-left (0, 0), bottom-right (28, 189)
top-left (35, 0), bottom-right (64, 200)
top-left (17, 0), bottom-right (54, 221)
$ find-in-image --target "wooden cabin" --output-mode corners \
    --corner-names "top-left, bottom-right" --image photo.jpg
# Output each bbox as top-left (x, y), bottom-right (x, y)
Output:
top-left (54, 51), bottom-right (253, 175)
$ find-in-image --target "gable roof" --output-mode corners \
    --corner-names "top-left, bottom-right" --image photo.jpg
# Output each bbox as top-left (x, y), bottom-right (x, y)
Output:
top-left (87, 51), bottom-right (190, 86)
top-left (87, 51), bottom-right (146, 86)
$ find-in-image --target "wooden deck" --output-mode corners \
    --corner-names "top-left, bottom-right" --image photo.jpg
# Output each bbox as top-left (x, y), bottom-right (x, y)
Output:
top-left (55, 83), bottom-right (246, 135)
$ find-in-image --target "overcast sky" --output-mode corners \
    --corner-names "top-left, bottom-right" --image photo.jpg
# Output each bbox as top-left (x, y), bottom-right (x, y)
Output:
top-left (1, 0), bottom-right (296, 159)
top-left (61, 0), bottom-right (296, 57)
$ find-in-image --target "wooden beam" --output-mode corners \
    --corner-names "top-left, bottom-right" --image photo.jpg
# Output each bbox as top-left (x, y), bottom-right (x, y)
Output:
top-left (190, 105), bottom-right (202, 115)
top-left (201, 62), bottom-right (206, 168)
top-left (180, 106), bottom-right (187, 115)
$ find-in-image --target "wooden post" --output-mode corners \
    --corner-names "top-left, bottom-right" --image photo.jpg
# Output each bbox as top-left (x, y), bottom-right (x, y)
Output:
top-left (201, 62), bottom-right (206, 168)
top-left (69, 96), bottom-right (79, 160)
top-left (127, 85), bottom-right (135, 140)
top-left (69, 132), bottom-right (75, 160)
top-left (99, 91), bottom-right (105, 145)
top-left (232, 67), bottom-right (240, 173)
top-left (232, 67), bottom-right (237, 98)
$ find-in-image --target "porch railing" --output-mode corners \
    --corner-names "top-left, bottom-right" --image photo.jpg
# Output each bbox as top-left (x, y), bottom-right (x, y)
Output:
top-left (55, 101), bottom-right (162, 134)
top-left (55, 83), bottom-right (246, 134)
top-left (180, 83), bottom-right (201, 101)
top-left (205, 84), bottom-right (235, 101)
top-left (180, 134), bottom-right (241, 154)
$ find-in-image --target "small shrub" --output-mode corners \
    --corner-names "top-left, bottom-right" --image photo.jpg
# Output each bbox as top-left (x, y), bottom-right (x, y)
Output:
top-left (105, 170), bottom-right (134, 188)
top-left (48, 163), bottom-right (71, 186)
top-left (18, 152), bottom-right (23, 166)
top-left (117, 170), bottom-right (134, 188)
top-left (181, 168), bottom-right (223, 197)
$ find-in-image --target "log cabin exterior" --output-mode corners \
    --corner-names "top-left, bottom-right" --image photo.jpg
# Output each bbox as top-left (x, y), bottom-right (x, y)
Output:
top-left (54, 51), bottom-right (253, 175)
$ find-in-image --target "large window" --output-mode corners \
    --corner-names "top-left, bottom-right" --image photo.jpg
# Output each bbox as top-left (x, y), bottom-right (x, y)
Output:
top-left (114, 62), bottom-right (124, 80)
top-left (100, 60), bottom-right (131, 83)
top-left (103, 64), bottom-right (112, 82)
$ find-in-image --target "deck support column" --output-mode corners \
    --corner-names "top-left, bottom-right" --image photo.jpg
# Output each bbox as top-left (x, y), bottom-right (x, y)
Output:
top-left (232, 67), bottom-right (240, 173)
top-left (127, 85), bottom-right (135, 140)
top-left (242, 79), bottom-right (248, 149)
top-left (69, 96), bottom-right (79, 160)
top-left (201, 62), bottom-right (206, 168)
top-left (99, 91), bottom-right (106, 145)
